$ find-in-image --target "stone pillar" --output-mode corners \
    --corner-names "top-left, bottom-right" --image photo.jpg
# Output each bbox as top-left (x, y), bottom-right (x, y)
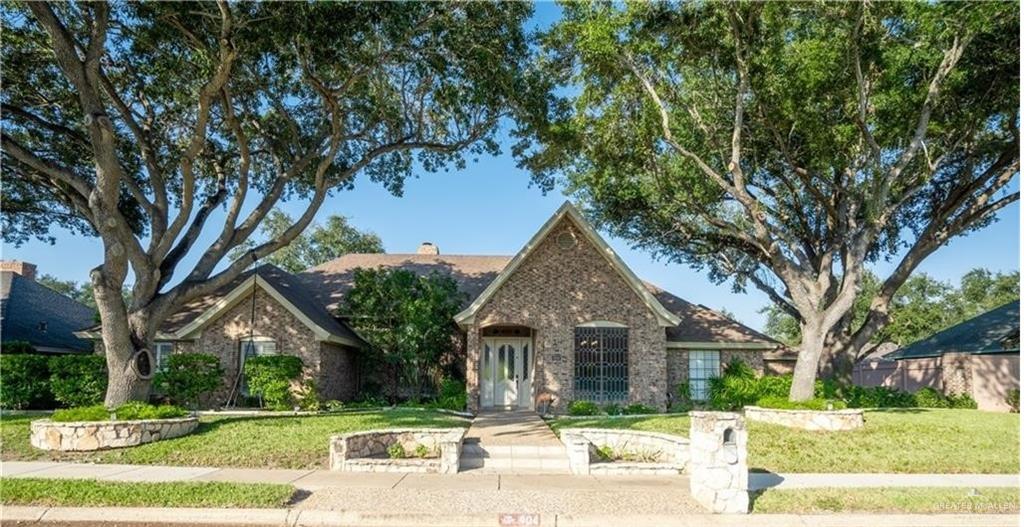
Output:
top-left (688, 411), bottom-right (749, 514)
top-left (466, 327), bottom-right (481, 413)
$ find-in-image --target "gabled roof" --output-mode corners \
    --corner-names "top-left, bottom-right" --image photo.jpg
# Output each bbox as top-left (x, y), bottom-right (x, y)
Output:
top-left (80, 264), bottom-right (364, 347)
top-left (454, 201), bottom-right (683, 328)
top-left (887, 300), bottom-right (1020, 360)
top-left (646, 284), bottom-right (777, 347)
top-left (1, 271), bottom-right (96, 353)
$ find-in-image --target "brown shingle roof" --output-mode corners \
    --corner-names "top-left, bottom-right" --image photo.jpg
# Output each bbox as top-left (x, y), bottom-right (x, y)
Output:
top-left (644, 283), bottom-right (776, 344)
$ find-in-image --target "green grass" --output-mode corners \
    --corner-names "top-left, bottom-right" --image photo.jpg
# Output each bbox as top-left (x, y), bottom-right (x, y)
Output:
top-left (752, 487), bottom-right (1020, 514)
top-left (0, 478), bottom-right (295, 508)
top-left (1, 409), bottom-right (466, 469)
top-left (549, 409), bottom-right (1019, 474)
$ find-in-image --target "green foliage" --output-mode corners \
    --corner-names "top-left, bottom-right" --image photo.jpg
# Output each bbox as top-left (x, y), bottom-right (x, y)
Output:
top-left (386, 443), bottom-right (405, 459)
top-left (946, 393), bottom-right (977, 410)
top-left (756, 396), bottom-right (847, 411)
top-left (568, 400), bottom-right (601, 416)
top-left (114, 402), bottom-right (188, 420)
top-left (244, 356), bottom-right (303, 410)
top-left (414, 444), bottom-right (431, 458)
top-left (1007, 389), bottom-right (1020, 413)
top-left (35, 275), bottom-right (129, 313)
top-left (595, 445), bottom-right (614, 461)
top-left (2, 478), bottom-right (297, 509)
top-left (707, 360), bottom-right (835, 410)
top-left (1, 341), bottom-right (37, 354)
top-left (763, 269), bottom-right (1021, 348)
top-left (0, 354), bottom-right (52, 409)
top-left (296, 379), bottom-right (322, 411)
top-left (154, 353), bottom-right (223, 409)
top-left (622, 403), bottom-right (657, 415)
top-left (343, 268), bottom-right (466, 401)
top-left (47, 355), bottom-right (107, 407)
top-left (427, 378), bottom-right (466, 411)
top-left (51, 405), bottom-right (109, 422)
top-left (602, 403), bottom-right (623, 416)
top-left (912, 387), bottom-right (949, 409)
top-left (229, 210), bottom-right (384, 273)
top-left (840, 385), bottom-right (915, 409)
top-left (51, 402), bottom-right (187, 422)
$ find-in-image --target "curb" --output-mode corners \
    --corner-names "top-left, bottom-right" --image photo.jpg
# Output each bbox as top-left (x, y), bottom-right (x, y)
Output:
top-left (1, 507), bottom-right (1019, 527)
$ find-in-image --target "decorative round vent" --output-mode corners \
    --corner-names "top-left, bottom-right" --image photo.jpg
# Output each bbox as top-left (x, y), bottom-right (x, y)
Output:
top-left (557, 231), bottom-right (576, 249)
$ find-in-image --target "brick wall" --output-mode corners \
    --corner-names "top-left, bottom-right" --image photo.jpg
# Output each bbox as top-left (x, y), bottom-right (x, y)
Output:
top-left (467, 217), bottom-right (667, 412)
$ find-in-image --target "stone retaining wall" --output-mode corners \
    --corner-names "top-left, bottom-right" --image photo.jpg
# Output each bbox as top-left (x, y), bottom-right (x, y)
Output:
top-left (30, 417), bottom-right (198, 451)
top-left (329, 428), bottom-right (465, 474)
top-left (743, 406), bottom-right (864, 431)
top-left (561, 428), bottom-right (689, 475)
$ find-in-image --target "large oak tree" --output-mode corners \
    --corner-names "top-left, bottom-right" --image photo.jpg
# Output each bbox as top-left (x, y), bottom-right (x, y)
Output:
top-left (518, 1), bottom-right (1019, 399)
top-left (2, 1), bottom-right (537, 406)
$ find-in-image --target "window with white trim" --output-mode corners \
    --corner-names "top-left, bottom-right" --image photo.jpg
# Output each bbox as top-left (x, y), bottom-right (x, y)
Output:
top-left (153, 342), bottom-right (174, 372)
top-left (688, 350), bottom-right (720, 401)
top-left (240, 337), bottom-right (277, 360)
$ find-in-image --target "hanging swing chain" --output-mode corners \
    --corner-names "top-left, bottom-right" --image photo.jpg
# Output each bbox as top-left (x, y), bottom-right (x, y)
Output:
top-left (249, 251), bottom-right (258, 345)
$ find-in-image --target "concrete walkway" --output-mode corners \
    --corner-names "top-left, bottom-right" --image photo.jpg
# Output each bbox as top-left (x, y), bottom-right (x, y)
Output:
top-left (3, 461), bottom-right (1018, 490)
top-left (2, 506), bottom-right (1018, 527)
top-left (461, 410), bottom-right (569, 473)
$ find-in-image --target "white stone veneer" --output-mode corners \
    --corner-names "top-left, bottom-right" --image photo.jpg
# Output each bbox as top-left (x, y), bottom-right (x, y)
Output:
top-left (329, 428), bottom-right (465, 474)
top-left (30, 417), bottom-right (198, 451)
top-left (560, 428), bottom-right (689, 475)
top-left (743, 406), bottom-right (865, 431)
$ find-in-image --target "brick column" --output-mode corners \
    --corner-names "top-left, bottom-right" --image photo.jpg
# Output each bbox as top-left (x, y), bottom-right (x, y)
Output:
top-left (941, 352), bottom-right (973, 396)
top-left (466, 327), bottom-right (480, 413)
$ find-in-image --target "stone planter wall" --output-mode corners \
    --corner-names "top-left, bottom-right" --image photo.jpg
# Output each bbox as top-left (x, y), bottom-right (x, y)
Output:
top-left (30, 417), bottom-right (198, 451)
top-left (329, 428), bottom-right (465, 474)
top-left (560, 428), bottom-right (689, 475)
top-left (743, 406), bottom-right (865, 431)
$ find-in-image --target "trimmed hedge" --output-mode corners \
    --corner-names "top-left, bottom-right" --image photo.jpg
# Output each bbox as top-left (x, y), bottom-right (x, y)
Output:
top-left (244, 356), bottom-right (303, 410)
top-left (48, 355), bottom-right (107, 407)
top-left (154, 353), bottom-right (223, 408)
top-left (568, 400), bottom-right (600, 416)
top-left (755, 396), bottom-right (847, 411)
top-left (51, 402), bottom-right (188, 422)
top-left (0, 354), bottom-right (52, 409)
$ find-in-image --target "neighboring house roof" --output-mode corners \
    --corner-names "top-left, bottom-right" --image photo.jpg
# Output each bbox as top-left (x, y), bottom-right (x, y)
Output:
top-left (454, 201), bottom-right (682, 328)
top-left (0, 271), bottom-right (96, 353)
top-left (887, 300), bottom-right (1021, 360)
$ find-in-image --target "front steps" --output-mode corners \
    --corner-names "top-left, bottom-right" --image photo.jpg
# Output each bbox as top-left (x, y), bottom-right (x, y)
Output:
top-left (458, 410), bottom-right (570, 474)
top-left (459, 437), bottom-right (570, 473)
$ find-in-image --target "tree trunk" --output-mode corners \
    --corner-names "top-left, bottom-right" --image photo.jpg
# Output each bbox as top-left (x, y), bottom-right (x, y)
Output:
top-left (93, 273), bottom-right (152, 408)
top-left (789, 321), bottom-right (826, 401)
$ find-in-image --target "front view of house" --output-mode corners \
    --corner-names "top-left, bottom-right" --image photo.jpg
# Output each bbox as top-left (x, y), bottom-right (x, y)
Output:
top-left (80, 202), bottom-right (790, 413)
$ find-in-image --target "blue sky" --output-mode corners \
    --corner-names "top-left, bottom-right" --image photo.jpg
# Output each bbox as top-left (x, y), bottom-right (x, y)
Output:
top-left (2, 2), bottom-right (1019, 332)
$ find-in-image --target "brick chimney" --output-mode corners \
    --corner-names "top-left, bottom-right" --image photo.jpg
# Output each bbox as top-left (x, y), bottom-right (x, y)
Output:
top-left (0, 260), bottom-right (36, 281)
top-left (416, 242), bottom-right (440, 255)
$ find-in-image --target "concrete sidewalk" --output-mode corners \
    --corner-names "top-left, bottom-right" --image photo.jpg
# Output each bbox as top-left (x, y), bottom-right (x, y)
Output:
top-left (2, 506), bottom-right (1019, 527)
top-left (2, 461), bottom-right (1018, 491)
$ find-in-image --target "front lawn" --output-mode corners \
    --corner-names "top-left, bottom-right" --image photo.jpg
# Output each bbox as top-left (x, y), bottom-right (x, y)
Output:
top-left (1, 409), bottom-right (466, 469)
top-left (1, 478), bottom-right (295, 508)
top-left (548, 409), bottom-right (1019, 474)
top-left (752, 487), bottom-right (1020, 514)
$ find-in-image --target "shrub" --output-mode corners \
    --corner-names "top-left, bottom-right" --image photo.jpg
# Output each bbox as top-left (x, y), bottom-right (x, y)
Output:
top-left (114, 401), bottom-right (188, 420)
top-left (429, 378), bottom-right (466, 411)
top-left (48, 355), bottom-right (107, 407)
top-left (0, 354), bottom-right (52, 409)
top-left (244, 356), bottom-right (303, 409)
top-left (622, 403), bottom-right (657, 415)
top-left (1, 341), bottom-right (37, 354)
top-left (602, 403), bottom-right (623, 416)
top-left (296, 379), bottom-right (322, 411)
top-left (414, 444), bottom-right (432, 458)
top-left (947, 392), bottom-right (977, 409)
top-left (1007, 389), bottom-right (1020, 413)
top-left (755, 396), bottom-right (847, 411)
top-left (839, 385), bottom-right (915, 409)
top-left (387, 443), bottom-right (405, 459)
top-left (52, 404), bottom-right (110, 422)
top-left (567, 400), bottom-right (600, 416)
top-left (153, 353), bottom-right (223, 409)
top-left (912, 387), bottom-right (949, 408)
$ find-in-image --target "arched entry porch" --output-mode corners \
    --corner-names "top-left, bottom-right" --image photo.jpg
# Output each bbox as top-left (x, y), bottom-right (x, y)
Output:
top-left (478, 324), bottom-right (535, 410)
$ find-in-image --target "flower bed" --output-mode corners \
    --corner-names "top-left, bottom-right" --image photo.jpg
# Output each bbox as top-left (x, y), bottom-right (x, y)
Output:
top-left (30, 417), bottom-right (198, 451)
top-left (329, 428), bottom-right (465, 474)
top-left (743, 406), bottom-right (864, 431)
top-left (560, 428), bottom-right (689, 475)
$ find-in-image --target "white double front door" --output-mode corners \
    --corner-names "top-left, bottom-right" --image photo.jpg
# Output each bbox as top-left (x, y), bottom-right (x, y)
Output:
top-left (480, 337), bottom-right (532, 409)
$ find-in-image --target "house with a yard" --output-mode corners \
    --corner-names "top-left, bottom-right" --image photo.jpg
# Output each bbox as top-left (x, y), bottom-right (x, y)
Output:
top-left (79, 202), bottom-right (791, 412)
top-left (854, 300), bottom-right (1020, 411)
top-left (0, 261), bottom-right (96, 355)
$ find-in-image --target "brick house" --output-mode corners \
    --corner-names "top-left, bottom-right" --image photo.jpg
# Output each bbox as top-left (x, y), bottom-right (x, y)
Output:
top-left (79, 202), bottom-right (790, 412)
